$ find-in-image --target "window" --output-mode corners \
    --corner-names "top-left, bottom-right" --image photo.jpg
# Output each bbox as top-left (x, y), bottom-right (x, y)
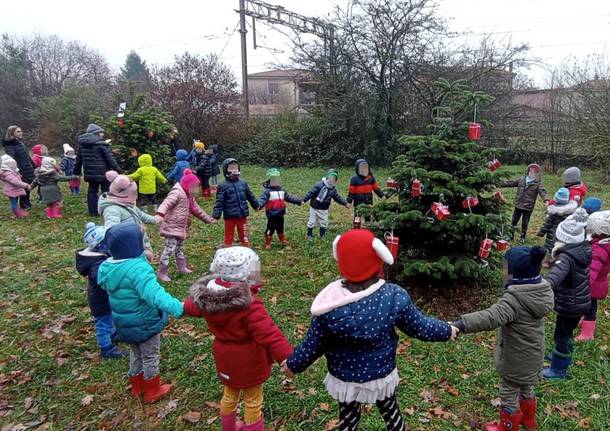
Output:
top-left (268, 82), bottom-right (279, 96)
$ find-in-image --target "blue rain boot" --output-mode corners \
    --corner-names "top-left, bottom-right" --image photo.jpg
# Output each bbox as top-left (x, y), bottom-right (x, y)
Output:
top-left (320, 227), bottom-right (327, 239)
top-left (101, 344), bottom-right (128, 360)
top-left (543, 349), bottom-right (571, 380)
top-left (306, 227), bottom-right (314, 241)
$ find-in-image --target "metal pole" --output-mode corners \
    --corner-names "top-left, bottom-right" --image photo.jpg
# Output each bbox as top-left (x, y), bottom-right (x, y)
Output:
top-left (239, 0), bottom-right (250, 118)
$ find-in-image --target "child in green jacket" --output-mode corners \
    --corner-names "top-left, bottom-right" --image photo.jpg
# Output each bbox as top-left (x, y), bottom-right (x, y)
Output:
top-left (128, 154), bottom-right (167, 213)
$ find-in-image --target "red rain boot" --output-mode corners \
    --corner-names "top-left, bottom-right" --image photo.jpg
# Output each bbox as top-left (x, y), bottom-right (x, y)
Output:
top-left (44, 207), bottom-right (54, 219)
top-left (176, 257), bottom-right (193, 274)
top-left (575, 320), bottom-right (596, 342)
top-left (143, 375), bottom-right (172, 403)
top-left (484, 409), bottom-right (523, 431)
top-left (129, 373), bottom-right (144, 397)
top-left (519, 398), bottom-right (538, 431)
top-left (264, 234), bottom-right (272, 250)
top-left (278, 232), bottom-right (289, 246)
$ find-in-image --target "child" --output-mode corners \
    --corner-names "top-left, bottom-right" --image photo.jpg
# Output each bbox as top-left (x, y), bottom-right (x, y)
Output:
top-left (209, 144), bottom-right (221, 193)
top-left (97, 223), bottom-right (183, 403)
top-left (31, 157), bottom-right (78, 218)
top-left (284, 229), bottom-right (457, 431)
top-left (346, 159), bottom-right (387, 210)
top-left (60, 143), bottom-right (81, 195)
top-left (582, 197), bottom-right (602, 215)
top-left (1, 154), bottom-right (31, 218)
top-left (212, 158), bottom-right (259, 247)
top-left (98, 171), bottom-right (158, 262)
top-left (257, 168), bottom-right (302, 249)
top-left (75, 222), bottom-right (126, 359)
top-left (543, 208), bottom-right (592, 379)
top-left (576, 210), bottom-right (610, 342)
top-left (32, 144), bottom-right (48, 168)
top-left (166, 149), bottom-right (190, 184)
top-left (452, 246), bottom-right (553, 431)
top-left (502, 163), bottom-right (549, 243)
top-left (128, 154), bottom-right (167, 213)
top-left (187, 140), bottom-right (205, 167)
top-left (183, 247), bottom-right (292, 431)
top-left (562, 167), bottom-right (587, 204)
top-left (196, 147), bottom-right (217, 199)
top-left (536, 187), bottom-right (577, 253)
top-left (302, 169), bottom-right (351, 241)
top-left (156, 169), bottom-right (216, 281)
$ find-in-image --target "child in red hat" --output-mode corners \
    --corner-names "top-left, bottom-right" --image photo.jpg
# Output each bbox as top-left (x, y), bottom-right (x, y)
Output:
top-left (283, 229), bottom-right (458, 430)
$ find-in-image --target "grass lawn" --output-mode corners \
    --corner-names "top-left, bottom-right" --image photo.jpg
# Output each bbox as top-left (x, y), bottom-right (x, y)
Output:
top-left (0, 165), bottom-right (609, 430)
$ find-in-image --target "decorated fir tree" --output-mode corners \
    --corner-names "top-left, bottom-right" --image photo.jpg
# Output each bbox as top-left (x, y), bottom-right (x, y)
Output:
top-left (366, 79), bottom-right (511, 287)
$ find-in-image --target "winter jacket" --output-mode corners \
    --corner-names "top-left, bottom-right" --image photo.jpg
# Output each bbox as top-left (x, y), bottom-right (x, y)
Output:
top-left (537, 201), bottom-right (578, 251)
top-left (75, 248), bottom-right (112, 318)
top-left (287, 280), bottom-right (452, 383)
top-left (1, 171), bottom-right (29, 198)
top-left (1, 138), bottom-right (35, 183)
top-left (212, 159), bottom-right (259, 220)
top-left (128, 154), bottom-right (167, 195)
top-left (589, 238), bottom-right (610, 300)
top-left (187, 149), bottom-right (204, 167)
top-left (74, 133), bottom-right (121, 182)
top-left (166, 150), bottom-right (190, 183)
top-left (196, 154), bottom-right (217, 179)
top-left (547, 242), bottom-right (592, 316)
top-left (98, 194), bottom-right (156, 252)
top-left (209, 144), bottom-right (221, 176)
top-left (257, 183), bottom-right (301, 217)
top-left (459, 281), bottom-right (554, 385)
top-left (347, 159), bottom-right (385, 207)
top-left (566, 182), bottom-right (587, 203)
top-left (184, 276), bottom-right (293, 389)
top-left (157, 183), bottom-right (214, 240)
top-left (60, 156), bottom-right (76, 176)
top-left (97, 254), bottom-right (184, 344)
top-left (502, 175), bottom-right (549, 212)
top-left (31, 170), bottom-right (78, 204)
top-left (302, 180), bottom-right (348, 210)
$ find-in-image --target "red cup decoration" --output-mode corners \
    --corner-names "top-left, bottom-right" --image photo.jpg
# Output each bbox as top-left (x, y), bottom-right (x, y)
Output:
top-left (479, 238), bottom-right (494, 259)
top-left (431, 202), bottom-right (451, 221)
top-left (462, 196), bottom-right (479, 209)
top-left (493, 190), bottom-right (508, 203)
top-left (385, 232), bottom-right (400, 258)
top-left (353, 215), bottom-right (362, 229)
top-left (411, 178), bottom-right (422, 198)
top-left (487, 159), bottom-right (503, 172)
top-left (469, 122), bottom-right (482, 141)
top-left (496, 240), bottom-right (509, 252)
top-left (386, 178), bottom-right (399, 190)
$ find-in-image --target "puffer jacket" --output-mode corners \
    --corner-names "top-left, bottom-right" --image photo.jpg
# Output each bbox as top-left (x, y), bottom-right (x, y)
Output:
top-left (459, 280), bottom-right (554, 385)
top-left (196, 153), bottom-right (217, 178)
top-left (1, 171), bottom-right (29, 198)
top-left (209, 144), bottom-right (221, 176)
top-left (31, 170), bottom-right (78, 204)
top-left (75, 248), bottom-right (111, 317)
top-left (302, 179), bottom-right (348, 210)
top-left (347, 159), bottom-right (385, 207)
top-left (537, 201), bottom-right (578, 251)
top-left (287, 280), bottom-right (452, 383)
top-left (128, 154), bottom-right (167, 195)
top-left (183, 276), bottom-right (293, 388)
top-left (166, 150), bottom-right (190, 183)
top-left (98, 194), bottom-right (156, 252)
top-left (97, 254), bottom-right (183, 343)
top-left (157, 183), bottom-right (214, 240)
top-left (547, 242), bottom-right (592, 316)
top-left (74, 132), bottom-right (121, 182)
top-left (589, 238), bottom-right (610, 300)
top-left (1, 138), bottom-right (35, 183)
top-left (212, 159), bottom-right (259, 220)
top-left (258, 183), bottom-right (301, 217)
top-left (60, 156), bottom-right (76, 176)
top-left (502, 172), bottom-right (549, 211)
top-left (566, 182), bottom-right (587, 203)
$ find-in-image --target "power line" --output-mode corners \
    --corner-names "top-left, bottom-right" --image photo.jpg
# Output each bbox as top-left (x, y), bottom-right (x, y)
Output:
top-left (107, 30), bottom-right (236, 56)
top-left (450, 13), bottom-right (610, 32)
top-left (219, 21), bottom-right (241, 59)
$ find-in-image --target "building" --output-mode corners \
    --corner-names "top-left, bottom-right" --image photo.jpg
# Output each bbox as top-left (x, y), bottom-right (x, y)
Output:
top-left (247, 69), bottom-right (318, 117)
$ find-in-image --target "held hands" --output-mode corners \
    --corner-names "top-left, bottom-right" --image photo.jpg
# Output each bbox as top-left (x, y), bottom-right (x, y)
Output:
top-left (450, 325), bottom-right (460, 341)
top-left (210, 218), bottom-right (219, 224)
top-left (155, 215), bottom-right (164, 225)
top-left (280, 360), bottom-right (294, 378)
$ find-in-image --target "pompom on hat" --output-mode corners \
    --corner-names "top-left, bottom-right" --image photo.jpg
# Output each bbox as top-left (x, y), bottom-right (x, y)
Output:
top-left (84, 222), bottom-right (106, 251)
top-left (556, 208), bottom-right (589, 244)
top-left (106, 170), bottom-right (138, 205)
top-left (332, 229), bottom-right (394, 282)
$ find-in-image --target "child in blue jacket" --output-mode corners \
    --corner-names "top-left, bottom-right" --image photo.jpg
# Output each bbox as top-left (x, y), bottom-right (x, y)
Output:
top-left (166, 149), bottom-right (190, 184)
top-left (284, 229), bottom-right (457, 431)
top-left (347, 159), bottom-right (387, 210)
top-left (97, 223), bottom-right (184, 403)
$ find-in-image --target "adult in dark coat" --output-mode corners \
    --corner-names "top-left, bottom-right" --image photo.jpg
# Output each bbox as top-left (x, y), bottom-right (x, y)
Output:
top-left (74, 123), bottom-right (121, 216)
top-left (1, 126), bottom-right (35, 209)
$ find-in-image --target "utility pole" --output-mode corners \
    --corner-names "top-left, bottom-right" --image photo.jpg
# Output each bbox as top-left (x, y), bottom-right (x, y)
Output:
top-left (239, 0), bottom-right (250, 118)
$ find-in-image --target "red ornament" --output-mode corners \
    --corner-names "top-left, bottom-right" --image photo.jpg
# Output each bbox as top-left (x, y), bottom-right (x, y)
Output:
top-left (479, 238), bottom-right (494, 259)
top-left (493, 190), bottom-right (508, 203)
top-left (487, 159), bottom-right (503, 172)
top-left (411, 178), bottom-right (422, 198)
top-left (118, 118), bottom-right (125, 128)
top-left (385, 232), bottom-right (400, 259)
top-left (462, 196), bottom-right (479, 209)
top-left (469, 122), bottom-right (482, 141)
top-left (496, 240), bottom-right (509, 252)
top-left (431, 202), bottom-right (451, 221)
top-left (353, 214), bottom-right (362, 229)
top-left (386, 178), bottom-right (398, 190)
top-left (146, 130), bottom-right (154, 139)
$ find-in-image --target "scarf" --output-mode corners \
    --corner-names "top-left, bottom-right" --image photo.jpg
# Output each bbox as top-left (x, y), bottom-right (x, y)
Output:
top-left (316, 177), bottom-right (334, 203)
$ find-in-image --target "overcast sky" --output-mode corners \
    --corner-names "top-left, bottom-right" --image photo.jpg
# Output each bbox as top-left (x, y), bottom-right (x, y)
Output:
top-left (3, 0), bottom-right (610, 87)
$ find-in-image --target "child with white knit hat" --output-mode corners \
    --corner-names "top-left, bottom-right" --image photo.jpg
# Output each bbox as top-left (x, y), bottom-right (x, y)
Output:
top-left (60, 143), bottom-right (81, 195)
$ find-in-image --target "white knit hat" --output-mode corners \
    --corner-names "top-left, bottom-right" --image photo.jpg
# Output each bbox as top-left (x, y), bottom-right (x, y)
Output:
top-left (555, 208), bottom-right (589, 244)
top-left (63, 143), bottom-right (75, 155)
top-left (587, 210), bottom-right (610, 237)
top-left (210, 247), bottom-right (260, 282)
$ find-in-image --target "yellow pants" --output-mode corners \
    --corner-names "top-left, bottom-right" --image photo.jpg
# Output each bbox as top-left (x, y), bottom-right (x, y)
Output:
top-left (220, 384), bottom-right (264, 425)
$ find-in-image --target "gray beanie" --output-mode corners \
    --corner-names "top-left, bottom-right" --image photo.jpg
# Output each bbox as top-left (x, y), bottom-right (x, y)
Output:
top-left (86, 123), bottom-right (104, 134)
top-left (555, 208), bottom-right (589, 244)
top-left (563, 167), bottom-right (581, 184)
top-left (587, 211), bottom-right (610, 237)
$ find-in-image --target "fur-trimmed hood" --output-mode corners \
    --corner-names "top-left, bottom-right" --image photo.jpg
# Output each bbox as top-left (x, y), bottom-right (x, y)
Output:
top-left (189, 275), bottom-right (252, 314)
top-left (547, 200), bottom-right (578, 216)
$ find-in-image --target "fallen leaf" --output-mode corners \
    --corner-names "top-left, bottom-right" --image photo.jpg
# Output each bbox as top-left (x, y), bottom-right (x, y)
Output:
top-left (578, 417), bottom-right (591, 428)
top-left (182, 411), bottom-right (201, 423)
top-left (324, 419), bottom-right (340, 430)
top-left (80, 395), bottom-right (93, 406)
top-left (319, 402), bottom-right (330, 412)
top-left (157, 399), bottom-right (178, 418)
top-left (404, 406), bottom-right (416, 416)
top-left (205, 401), bottom-right (221, 410)
top-left (590, 394), bottom-right (601, 401)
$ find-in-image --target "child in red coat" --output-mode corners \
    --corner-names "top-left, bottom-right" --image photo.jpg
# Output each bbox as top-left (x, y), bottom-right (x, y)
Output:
top-left (562, 167), bottom-right (587, 204)
top-left (183, 247), bottom-right (292, 431)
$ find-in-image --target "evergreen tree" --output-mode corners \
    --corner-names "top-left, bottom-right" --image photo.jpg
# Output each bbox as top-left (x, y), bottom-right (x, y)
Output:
top-left (366, 79), bottom-right (510, 287)
top-left (119, 51), bottom-right (151, 83)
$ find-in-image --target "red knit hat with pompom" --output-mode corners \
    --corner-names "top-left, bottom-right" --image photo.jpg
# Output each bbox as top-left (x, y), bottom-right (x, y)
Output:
top-left (332, 229), bottom-right (394, 282)
top-left (180, 169), bottom-right (201, 196)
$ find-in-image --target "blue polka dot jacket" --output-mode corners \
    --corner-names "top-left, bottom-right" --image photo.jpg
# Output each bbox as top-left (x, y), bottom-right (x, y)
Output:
top-left (287, 279), bottom-right (452, 383)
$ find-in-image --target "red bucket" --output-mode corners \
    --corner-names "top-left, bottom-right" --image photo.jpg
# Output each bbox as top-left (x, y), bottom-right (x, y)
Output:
top-left (479, 238), bottom-right (494, 259)
top-left (386, 178), bottom-right (398, 190)
top-left (469, 122), bottom-right (482, 141)
top-left (488, 159), bottom-right (502, 172)
top-left (462, 196), bottom-right (479, 209)
top-left (385, 233), bottom-right (400, 258)
top-left (411, 179), bottom-right (422, 198)
top-left (496, 240), bottom-right (509, 252)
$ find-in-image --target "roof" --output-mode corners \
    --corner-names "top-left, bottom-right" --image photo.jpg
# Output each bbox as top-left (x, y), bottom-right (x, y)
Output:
top-left (248, 69), bottom-right (313, 80)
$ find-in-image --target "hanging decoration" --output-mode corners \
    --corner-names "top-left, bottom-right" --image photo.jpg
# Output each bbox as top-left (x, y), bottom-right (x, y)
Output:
top-left (353, 213), bottom-right (362, 229)
top-left (385, 231), bottom-right (400, 258)
top-left (479, 238), bottom-right (494, 259)
top-left (468, 103), bottom-right (482, 141)
top-left (496, 240), bottom-right (509, 252)
top-left (431, 202), bottom-right (451, 221)
top-left (386, 178), bottom-right (399, 190)
top-left (461, 196), bottom-right (479, 210)
top-left (487, 158), bottom-right (503, 172)
top-left (411, 178), bottom-right (422, 198)
top-left (117, 102), bottom-right (126, 129)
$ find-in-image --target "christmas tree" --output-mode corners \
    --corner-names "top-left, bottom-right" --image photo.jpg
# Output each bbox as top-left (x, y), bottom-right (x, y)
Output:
top-left (365, 79), bottom-right (510, 287)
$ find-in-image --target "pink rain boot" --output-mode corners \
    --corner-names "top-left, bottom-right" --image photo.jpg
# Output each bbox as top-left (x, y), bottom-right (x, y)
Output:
top-left (176, 257), bottom-right (193, 274)
top-left (44, 207), bottom-right (54, 218)
top-left (14, 208), bottom-right (29, 218)
top-left (243, 417), bottom-right (264, 431)
top-left (575, 320), bottom-right (596, 342)
top-left (157, 262), bottom-right (171, 282)
top-left (53, 204), bottom-right (63, 218)
top-left (221, 412), bottom-right (245, 431)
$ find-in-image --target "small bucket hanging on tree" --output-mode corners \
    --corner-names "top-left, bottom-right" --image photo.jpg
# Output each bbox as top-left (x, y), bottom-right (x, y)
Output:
top-left (386, 178), bottom-right (399, 190)
top-left (469, 103), bottom-right (482, 141)
top-left (411, 178), bottom-right (422, 198)
top-left (384, 231), bottom-right (400, 259)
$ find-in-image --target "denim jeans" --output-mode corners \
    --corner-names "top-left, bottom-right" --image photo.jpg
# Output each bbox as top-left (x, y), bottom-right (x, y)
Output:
top-left (94, 314), bottom-right (115, 350)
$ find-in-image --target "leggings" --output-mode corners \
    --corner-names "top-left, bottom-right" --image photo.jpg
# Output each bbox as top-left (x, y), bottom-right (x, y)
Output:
top-left (339, 393), bottom-right (404, 431)
top-left (511, 208), bottom-right (532, 238)
top-left (8, 197), bottom-right (19, 212)
top-left (583, 299), bottom-right (598, 321)
top-left (160, 237), bottom-right (185, 266)
top-left (220, 384), bottom-right (263, 425)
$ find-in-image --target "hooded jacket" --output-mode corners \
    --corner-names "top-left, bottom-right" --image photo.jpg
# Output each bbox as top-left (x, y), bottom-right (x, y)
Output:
top-left (547, 242), bottom-right (592, 316)
top-left (183, 276), bottom-right (293, 388)
top-left (196, 153), bottom-right (217, 179)
top-left (302, 178), bottom-right (347, 210)
top-left (166, 150), bottom-right (190, 183)
top-left (75, 248), bottom-right (112, 317)
top-left (97, 254), bottom-right (183, 343)
top-left (209, 144), bottom-right (221, 176)
top-left (347, 159), bottom-right (385, 206)
top-left (502, 168), bottom-right (549, 211)
top-left (60, 155), bottom-right (76, 176)
top-left (537, 201), bottom-right (578, 251)
top-left (459, 280), bottom-right (554, 385)
top-left (156, 183), bottom-right (214, 239)
top-left (31, 160), bottom-right (78, 204)
top-left (589, 238), bottom-right (610, 300)
top-left (565, 181), bottom-right (587, 203)
top-left (1, 156), bottom-right (29, 198)
top-left (1, 138), bottom-right (35, 183)
top-left (32, 144), bottom-right (46, 168)
top-left (128, 154), bottom-right (167, 195)
top-left (98, 194), bottom-right (156, 252)
top-left (257, 182), bottom-right (301, 217)
top-left (212, 159), bottom-right (259, 220)
top-left (287, 280), bottom-right (452, 383)
top-left (74, 132), bottom-right (121, 182)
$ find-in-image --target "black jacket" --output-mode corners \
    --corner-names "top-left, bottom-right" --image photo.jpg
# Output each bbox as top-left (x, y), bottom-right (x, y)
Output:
top-left (537, 201), bottom-right (578, 252)
top-left (347, 159), bottom-right (385, 206)
top-left (209, 144), bottom-right (221, 176)
top-left (212, 159), bottom-right (259, 219)
top-left (75, 248), bottom-right (112, 318)
top-left (74, 132), bottom-right (121, 182)
top-left (302, 180), bottom-right (347, 210)
top-left (546, 242), bottom-right (592, 316)
top-left (1, 138), bottom-right (35, 183)
top-left (196, 154), bottom-right (217, 178)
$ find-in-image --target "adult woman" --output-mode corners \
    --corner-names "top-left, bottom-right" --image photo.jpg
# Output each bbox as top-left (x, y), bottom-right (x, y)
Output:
top-left (2, 126), bottom-right (35, 209)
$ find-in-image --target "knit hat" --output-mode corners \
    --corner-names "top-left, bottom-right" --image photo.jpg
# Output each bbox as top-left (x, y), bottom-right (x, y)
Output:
top-left (105, 223), bottom-right (144, 260)
top-left (506, 245), bottom-right (546, 283)
top-left (332, 229), bottom-right (394, 282)
top-left (265, 167), bottom-right (280, 181)
top-left (194, 140), bottom-right (205, 150)
top-left (86, 123), bottom-right (104, 134)
top-left (210, 247), bottom-right (260, 282)
top-left (555, 208), bottom-right (589, 244)
top-left (63, 143), bottom-right (75, 156)
top-left (563, 167), bottom-right (582, 184)
top-left (588, 211), bottom-right (610, 237)
top-left (32, 144), bottom-right (47, 156)
top-left (582, 197), bottom-right (602, 215)
top-left (179, 168), bottom-right (200, 195)
top-left (106, 170), bottom-right (138, 205)
top-left (39, 157), bottom-right (57, 174)
top-left (526, 163), bottom-right (541, 173)
top-left (554, 187), bottom-right (570, 205)
top-left (326, 169), bottom-right (339, 179)
top-left (1, 154), bottom-right (18, 172)
top-left (84, 222), bottom-right (106, 251)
